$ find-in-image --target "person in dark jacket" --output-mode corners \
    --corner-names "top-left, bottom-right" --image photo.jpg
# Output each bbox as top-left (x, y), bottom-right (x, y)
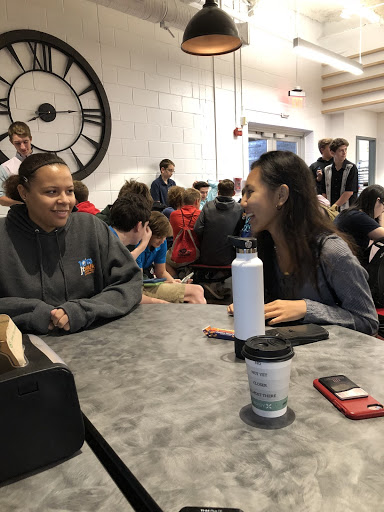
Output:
top-left (309, 138), bottom-right (333, 194)
top-left (194, 179), bottom-right (244, 265)
top-left (335, 184), bottom-right (384, 266)
top-left (1, 153), bottom-right (142, 334)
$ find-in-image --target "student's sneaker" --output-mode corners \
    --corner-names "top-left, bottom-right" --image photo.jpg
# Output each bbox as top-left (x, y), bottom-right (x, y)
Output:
top-left (202, 283), bottom-right (225, 300)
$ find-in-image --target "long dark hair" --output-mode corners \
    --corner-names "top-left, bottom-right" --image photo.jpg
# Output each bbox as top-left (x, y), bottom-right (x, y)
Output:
top-left (346, 184), bottom-right (384, 221)
top-left (252, 151), bottom-right (339, 290)
top-left (4, 153), bottom-right (68, 202)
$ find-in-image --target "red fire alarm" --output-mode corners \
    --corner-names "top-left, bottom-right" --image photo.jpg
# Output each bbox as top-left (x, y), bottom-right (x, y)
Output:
top-left (233, 127), bottom-right (242, 137)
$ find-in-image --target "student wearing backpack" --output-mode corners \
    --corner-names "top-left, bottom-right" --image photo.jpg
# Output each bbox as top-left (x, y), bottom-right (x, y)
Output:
top-left (167, 188), bottom-right (201, 276)
top-left (136, 211), bottom-right (206, 303)
top-left (335, 185), bottom-right (384, 266)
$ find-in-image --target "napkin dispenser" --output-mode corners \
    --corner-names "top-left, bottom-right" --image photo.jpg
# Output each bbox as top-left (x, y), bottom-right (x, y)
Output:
top-left (0, 317), bottom-right (84, 482)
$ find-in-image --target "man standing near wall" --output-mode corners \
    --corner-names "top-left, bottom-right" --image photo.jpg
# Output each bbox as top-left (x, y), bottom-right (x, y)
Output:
top-left (150, 158), bottom-right (176, 206)
top-left (321, 138), bottom-right (358, 211)
top-left (0, 122), bottom-right (33, 207)
top-left (309, 138), bottom-right (333, 194)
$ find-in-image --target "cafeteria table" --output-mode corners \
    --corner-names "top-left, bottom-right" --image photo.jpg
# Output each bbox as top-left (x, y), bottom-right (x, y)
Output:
top-left (0, 440), bottom-right (134, 512)
top-left (3, 304), bottom-right (384, 512)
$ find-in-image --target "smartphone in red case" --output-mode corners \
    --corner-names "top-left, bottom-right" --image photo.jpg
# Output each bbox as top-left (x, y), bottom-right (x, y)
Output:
top-left (313, 375), bottom-right (384, 420)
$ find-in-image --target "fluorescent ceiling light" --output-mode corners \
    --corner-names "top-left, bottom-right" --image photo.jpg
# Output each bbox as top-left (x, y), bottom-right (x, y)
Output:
top-left (293, 37), bottom-right (363, 75)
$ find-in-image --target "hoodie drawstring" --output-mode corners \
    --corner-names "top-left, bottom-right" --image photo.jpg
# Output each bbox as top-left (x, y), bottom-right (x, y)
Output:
top-left (56, 230), bottom-right (69, 301)
top-left (34, 229), bottom-right (46, 303)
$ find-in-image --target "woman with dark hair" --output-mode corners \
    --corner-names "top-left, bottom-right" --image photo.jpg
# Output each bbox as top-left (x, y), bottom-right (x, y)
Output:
top-left (1, 153), bottom-right (142, 334)
top-left (229, 151), bottom-right (378, 335)
top-left (334, 184), bottom-right (384, 265)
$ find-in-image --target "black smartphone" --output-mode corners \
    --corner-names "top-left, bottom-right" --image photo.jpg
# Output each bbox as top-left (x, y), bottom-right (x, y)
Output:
top-left (179, 508), bottom-right (244, 512)
top-left (318, 375), bottom-right (368, 400)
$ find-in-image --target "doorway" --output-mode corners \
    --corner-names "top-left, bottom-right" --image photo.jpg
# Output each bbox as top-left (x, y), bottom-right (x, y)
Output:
top-left (356, 136), bottom-right (376, 194)
top-left (248, 133), bottom-right (302, 171)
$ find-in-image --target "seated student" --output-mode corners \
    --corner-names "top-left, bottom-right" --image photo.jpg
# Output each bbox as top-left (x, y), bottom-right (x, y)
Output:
top-left (73, 180), bottom-right (100, 214)
top-left (194, 179), bottom-right (244, 265)
top-left (166, 187), bottom-right (201, 276)
top-left (136, 211), bottom-right (206, 304)
top-left (162, 186), bottom-right (184, 219)
top-left (108, 196), bottom-right (170, 304)
top-left (0, 153), bottom-right (142, 334)
top-left (0, 122), bottom-right (33, 207)
top-left (335, 184), bottom-right (384, 266)
top-left (193, 181), bottom-right (210, 210)
top-left (97, 179), bottom-right (153, 224)
top-left (228, 151), bottom-right (378, 336)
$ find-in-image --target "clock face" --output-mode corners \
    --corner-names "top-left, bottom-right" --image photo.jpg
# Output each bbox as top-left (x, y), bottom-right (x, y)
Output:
top-left (0, 30), bottom-right (111, 180)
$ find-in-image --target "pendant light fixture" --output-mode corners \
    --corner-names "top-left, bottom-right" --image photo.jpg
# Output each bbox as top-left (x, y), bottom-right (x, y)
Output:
top-left (181, 0), bottom-right (242, 56)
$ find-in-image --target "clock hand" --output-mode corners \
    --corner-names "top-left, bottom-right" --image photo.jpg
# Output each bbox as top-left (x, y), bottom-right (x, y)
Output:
top-left (52, 110), bottom-right (79, 114)
top-left (28, 109), bottom-right (79, 121)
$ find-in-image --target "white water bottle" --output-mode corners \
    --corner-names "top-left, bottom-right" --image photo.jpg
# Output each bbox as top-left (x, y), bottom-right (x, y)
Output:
top-left (229, 236), bottom-right (265, 359)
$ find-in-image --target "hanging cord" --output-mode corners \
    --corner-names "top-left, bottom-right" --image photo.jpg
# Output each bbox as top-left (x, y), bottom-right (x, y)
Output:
top-left (212, 57), bottom-right (219, 181)
top-left (359, 14), bottom-right (362, 64)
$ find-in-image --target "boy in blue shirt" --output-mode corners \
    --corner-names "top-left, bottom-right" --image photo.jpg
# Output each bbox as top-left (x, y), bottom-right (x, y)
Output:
top-left (110, 202), bottom-right (205, 304)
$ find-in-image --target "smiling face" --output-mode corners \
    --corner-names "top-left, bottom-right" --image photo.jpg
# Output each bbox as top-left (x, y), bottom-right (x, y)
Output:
top-left (18, 164), bottom-right (75, 232)
top-left (11, 134), bottom-right (32, 158)
top-left (241, 167), bottom-right (286, 236)
top-left (199, 186), bottom-right (209, 201)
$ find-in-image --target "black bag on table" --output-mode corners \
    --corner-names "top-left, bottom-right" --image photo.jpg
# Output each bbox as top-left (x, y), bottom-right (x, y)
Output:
top-left (0, 334), bottom-right (84, 482)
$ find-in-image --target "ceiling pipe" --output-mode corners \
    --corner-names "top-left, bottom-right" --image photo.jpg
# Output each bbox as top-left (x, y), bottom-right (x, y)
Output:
top-left (88, 0), bottom-right (249, 43)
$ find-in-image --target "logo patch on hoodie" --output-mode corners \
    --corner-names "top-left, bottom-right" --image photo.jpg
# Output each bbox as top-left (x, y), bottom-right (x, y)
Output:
top-left (78, 258), bottom-right (95, 276)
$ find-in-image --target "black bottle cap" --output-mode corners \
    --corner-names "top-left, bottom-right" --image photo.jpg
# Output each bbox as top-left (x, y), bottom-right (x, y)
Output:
top-left (227, 235), bottom-right (257, 249)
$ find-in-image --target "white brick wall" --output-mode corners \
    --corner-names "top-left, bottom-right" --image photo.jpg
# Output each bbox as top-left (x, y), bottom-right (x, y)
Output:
top-left (0, 0), bottom-right (381, 217)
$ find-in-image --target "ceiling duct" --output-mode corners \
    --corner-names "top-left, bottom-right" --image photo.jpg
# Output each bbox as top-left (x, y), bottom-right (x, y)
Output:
top-left (88, 0), bottom-right (249, 44)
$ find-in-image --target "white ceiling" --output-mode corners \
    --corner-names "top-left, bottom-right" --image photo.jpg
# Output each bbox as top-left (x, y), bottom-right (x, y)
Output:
top-left (251, 0), bottom-right (384, 26)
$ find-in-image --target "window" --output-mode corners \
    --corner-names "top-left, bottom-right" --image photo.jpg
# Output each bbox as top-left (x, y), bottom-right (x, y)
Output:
top-left (248, 133), bottom-right (301, 171)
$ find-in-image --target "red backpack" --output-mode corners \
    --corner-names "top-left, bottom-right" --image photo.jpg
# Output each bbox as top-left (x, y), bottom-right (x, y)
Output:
top-left (171, 211), bottom-right (200, 265)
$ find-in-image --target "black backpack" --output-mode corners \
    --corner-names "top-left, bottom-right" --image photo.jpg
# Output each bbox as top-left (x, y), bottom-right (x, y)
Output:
top-left (365, 239), bottom-right (384, 307)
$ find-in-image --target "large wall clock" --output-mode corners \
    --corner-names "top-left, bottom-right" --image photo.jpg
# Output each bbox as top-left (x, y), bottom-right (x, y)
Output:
top-left (0, 30), bottom-right (111, 180)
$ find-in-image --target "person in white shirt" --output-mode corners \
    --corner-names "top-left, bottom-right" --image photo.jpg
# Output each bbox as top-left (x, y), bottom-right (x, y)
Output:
top-left (0, 121), bottom-right (33, 207)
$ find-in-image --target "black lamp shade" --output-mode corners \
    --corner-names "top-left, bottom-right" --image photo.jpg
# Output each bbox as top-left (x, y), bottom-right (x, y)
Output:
top-left (181, 0), bottom-right (242, 56)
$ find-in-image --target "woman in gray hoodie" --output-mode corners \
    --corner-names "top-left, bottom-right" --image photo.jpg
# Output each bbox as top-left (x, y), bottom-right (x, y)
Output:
top-left (0, 153), bottom-right (142, 334)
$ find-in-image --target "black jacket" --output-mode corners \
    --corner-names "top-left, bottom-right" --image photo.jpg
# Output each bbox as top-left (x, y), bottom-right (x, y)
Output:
top-left (194, 196), bottom-right (244, 265)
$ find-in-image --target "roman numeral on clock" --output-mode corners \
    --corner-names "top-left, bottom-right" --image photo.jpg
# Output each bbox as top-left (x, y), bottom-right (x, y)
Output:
top-left (70, 148), bottom-right (84, 171)
top-left (83, 108), bottom-right (104, 127)
top-left (27, 42), bottom-right (52, 72)
top-left (0, 98), bottom-right (9, 113)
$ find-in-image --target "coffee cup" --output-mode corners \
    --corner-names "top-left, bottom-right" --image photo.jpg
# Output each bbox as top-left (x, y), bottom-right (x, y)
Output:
top-left (242, 335), bottom-right (294, 418)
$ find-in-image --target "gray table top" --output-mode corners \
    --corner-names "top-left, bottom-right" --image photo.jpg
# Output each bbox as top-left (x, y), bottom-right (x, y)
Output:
top-left (1, 442), bottom-right (133, 512)
top-left (7, 304), bottom-right (384, 512)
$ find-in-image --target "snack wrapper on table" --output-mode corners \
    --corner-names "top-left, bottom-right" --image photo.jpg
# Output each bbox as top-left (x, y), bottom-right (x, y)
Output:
top-left (203, 325), bottom-right (235, 341)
